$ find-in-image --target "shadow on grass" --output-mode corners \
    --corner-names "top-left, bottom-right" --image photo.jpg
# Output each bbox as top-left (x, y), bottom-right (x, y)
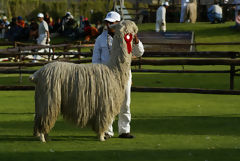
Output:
top-left (133, 116), bottom-right (240, 136)
top-left (0, 149), bottom-right (239, 161)
top-left (0, 113), bottom-right (34, 115)
top-left (0, 135), bottom-right (97, 142)
top-left (195, 25), bottom-right (237, 37)
top-left (1, 116), bottom-right (240, 140)
top-left (0, 75), bottom-right (33, 86)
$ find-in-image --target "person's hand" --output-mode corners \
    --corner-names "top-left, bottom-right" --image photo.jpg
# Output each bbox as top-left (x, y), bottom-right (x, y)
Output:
top-left (133, 34), bottom-right (139, 44)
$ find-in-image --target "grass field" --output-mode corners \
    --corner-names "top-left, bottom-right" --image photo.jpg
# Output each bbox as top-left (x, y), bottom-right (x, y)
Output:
top-left (1, 22), bottom-right (240, 161)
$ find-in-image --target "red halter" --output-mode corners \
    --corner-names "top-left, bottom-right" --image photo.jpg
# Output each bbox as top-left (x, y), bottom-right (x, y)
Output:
top-left (124, 33), bottom-right (133, 54)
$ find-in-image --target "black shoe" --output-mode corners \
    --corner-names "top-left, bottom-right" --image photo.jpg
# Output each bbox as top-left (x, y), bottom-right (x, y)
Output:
top-left (118, 133), bottom-right (135, 139)
top-left (104, 133), bottom-right (112, 140)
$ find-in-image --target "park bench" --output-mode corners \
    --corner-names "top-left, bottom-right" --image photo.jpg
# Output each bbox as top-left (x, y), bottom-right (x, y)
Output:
top-left (138, 31), bottom-right (195, 52)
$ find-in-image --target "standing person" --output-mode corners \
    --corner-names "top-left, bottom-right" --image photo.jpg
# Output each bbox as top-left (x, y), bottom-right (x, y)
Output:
top-left (92, 11), bottom-right (144, 139)
top-left (37, 13), bottom-right (50, 45)
top-left (33, 13), bottom-right (50, 62)
top-left (156, 1), bottom-right (169, 32)
top-left (186, 0), bottom-right (197, 23)
top-left (180, 0), bottom-right (189, 23)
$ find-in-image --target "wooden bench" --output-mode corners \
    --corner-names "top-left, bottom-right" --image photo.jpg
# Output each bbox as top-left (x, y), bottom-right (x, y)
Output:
top-left (138, 31), bottom-right (195, 52)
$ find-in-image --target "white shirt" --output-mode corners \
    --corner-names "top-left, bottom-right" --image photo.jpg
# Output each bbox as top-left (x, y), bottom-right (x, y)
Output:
top-left (38, 20), bottom-right (49, 36)
top-left (181, 0), bottom-right (189, 6)
top-left (92, 30), bottom-right (144, 65)
top-left (208, 5), bottom-right (222, 14)
top-left (156, 6), bottom-right (166, 22)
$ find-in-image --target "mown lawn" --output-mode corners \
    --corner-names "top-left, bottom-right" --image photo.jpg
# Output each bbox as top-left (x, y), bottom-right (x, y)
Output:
top-left (0, 22), bottom-right (240, 161)
top-left (0, 91), bottom-right (240, 161)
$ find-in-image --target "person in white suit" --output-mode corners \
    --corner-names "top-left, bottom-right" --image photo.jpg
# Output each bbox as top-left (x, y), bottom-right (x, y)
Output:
top-left (156, 1), bottom-right (169, 32)
top-left (92, 11), bottom-right (144, 139)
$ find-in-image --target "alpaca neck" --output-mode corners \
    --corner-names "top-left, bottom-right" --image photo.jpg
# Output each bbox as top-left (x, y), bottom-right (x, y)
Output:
top-left (107, 49), bottom-right (131, 88)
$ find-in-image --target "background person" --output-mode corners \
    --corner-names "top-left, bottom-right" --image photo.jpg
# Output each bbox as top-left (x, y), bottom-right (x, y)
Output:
top-left (180, 0), bottom-right (189, 23)
top-left (92, 11), bottom-right (144, 139)
top-left (37, 13), bottom-right (49, 45)
top-left (208, 1), bottom-right (223, 23)
top-left (0, 16), bottom-right (9, 39)
top-left (234, 0), bottom-right (240, 25)
top-left (234, 9), bottom-right (240, 29)
top-left (185, 0), bottom-right (197, 23)
top-left (156, 1), bottom-right (169, 32)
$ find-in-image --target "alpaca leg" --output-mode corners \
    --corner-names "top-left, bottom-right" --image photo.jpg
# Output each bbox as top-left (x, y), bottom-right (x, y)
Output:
top-left (99, 132), bottom-right (105, 142)
top-left (39, 133), bottom-right (46, 143)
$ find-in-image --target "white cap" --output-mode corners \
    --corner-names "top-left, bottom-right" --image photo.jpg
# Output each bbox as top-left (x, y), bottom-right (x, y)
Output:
top-left (164, 2), bottom-right (169, 6)
top-left (37, 13), bottom-right (44, 18)
top-left (66, 12), bottom-right (71, 16)
top-left (104, 11), bottom-right (121, 22)
top-left (2, 16), bottom-right (7, 20)
top-left (224, 0), bottom-right (228, 3)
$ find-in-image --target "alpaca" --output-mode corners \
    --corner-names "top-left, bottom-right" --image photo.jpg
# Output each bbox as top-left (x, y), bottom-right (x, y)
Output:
top-left (29, 20), bottom-right (138, 142)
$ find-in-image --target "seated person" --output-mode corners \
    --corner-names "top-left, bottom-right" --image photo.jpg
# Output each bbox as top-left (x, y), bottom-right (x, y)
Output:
top-left (61, 12), bottom-right (77, 37)
top-left (44, 12), bottom-right (54, 33)
top-left (16, 16), bottom-right (25, 28)
top-left (29, 18), bottom-right (39, 40)
top-left (5, 17), bottom-right (20, 41)
top-left (235, 10), bottom-right (240, 29)
top-left (83, 20), bottom-right (99, 42)
top-left (0, 16), bottom-right (9, 39)
top-left (208, 1), bottom-right (223, 23)
top-left (53, 17), bottom-right (61, 33)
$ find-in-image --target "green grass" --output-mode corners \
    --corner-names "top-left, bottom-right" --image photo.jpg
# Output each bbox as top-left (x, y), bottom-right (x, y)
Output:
top-left (139, 21), bottom-right (240, 51)
top-left (0, 91), bottom-right (240, 161)
top-left (1, 22), bottom-right (240, 161)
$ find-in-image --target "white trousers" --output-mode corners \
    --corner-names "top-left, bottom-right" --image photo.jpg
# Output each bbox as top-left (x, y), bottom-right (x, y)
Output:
top-left (37, 34), bottom-right (49, 45)
top-left (107, 71), bottom-right (132, 136)
top-left (156, 20), bottom-right (166, 32)
top-left (34, 34), bottom-right (52, 60)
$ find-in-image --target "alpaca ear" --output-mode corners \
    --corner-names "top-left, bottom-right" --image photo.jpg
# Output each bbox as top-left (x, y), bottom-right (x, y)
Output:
top-left (133, 22), bottom-right (138, 34)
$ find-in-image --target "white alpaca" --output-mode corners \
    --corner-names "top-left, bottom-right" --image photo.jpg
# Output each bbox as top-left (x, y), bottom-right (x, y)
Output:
top-left (29, 20), bottom-right (138, 142)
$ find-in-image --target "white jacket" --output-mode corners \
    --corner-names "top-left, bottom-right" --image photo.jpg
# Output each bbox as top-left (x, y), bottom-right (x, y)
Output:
top-left (92, 30), bottom-right (144, 64)
top-left (156, 6), bottom-right (166, 22)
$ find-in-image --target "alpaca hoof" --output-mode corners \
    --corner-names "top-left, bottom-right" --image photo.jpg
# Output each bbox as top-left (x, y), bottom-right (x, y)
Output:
top-left (100, 138), bottom-right (106, 142)
top-left (39, 133), bottom-right (46, 143)
top-left (99, 134), bottom-right (105, 141)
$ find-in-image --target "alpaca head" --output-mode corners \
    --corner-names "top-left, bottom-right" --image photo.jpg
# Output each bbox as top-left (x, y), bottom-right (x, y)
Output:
top-left (109, 20), bottom-right (138, 66)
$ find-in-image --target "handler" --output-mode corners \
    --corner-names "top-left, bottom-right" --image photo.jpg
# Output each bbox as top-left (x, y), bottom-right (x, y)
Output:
top-left (92, 11), bottom-right (144, 139)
